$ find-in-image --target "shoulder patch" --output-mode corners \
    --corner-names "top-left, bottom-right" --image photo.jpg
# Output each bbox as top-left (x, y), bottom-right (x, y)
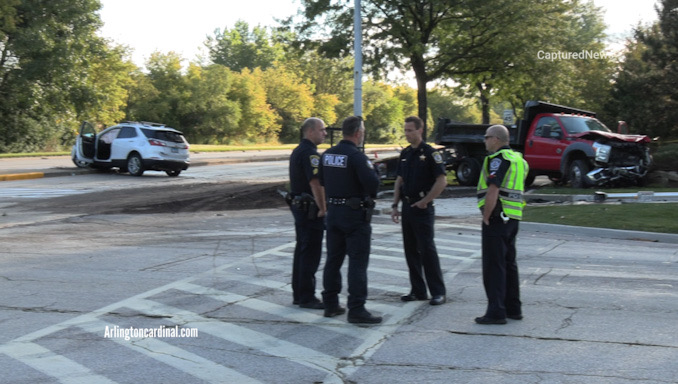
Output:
top-left (310, 155), bottom-right (320, 168)
top-left (432, 151), bottom-right (443, 164)
top-left (366, 159), bottom-right (374, 169)
top-left (490, 158), bottom-right (502, 171)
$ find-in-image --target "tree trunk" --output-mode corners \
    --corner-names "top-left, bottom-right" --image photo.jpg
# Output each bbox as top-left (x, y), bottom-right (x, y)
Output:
top-left (413, 62), bottom-right (429, 140)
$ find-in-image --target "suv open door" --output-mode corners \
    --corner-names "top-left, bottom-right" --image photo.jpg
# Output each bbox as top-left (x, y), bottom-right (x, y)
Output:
top-left (72, 121), bottom-right (97, 168)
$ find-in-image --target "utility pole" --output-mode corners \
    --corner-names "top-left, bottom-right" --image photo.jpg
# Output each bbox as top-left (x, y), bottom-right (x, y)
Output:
top-left (353, 0), bottom-right (362, 118)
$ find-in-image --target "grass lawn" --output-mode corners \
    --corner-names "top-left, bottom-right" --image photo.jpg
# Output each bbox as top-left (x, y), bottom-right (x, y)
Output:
top-left (524, 202), bottom-right (678, 234)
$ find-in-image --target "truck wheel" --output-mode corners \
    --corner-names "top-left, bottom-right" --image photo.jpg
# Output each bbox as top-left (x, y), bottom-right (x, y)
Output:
top-left (569, 159), bottom-right (591, 188)
top-left (456, 158), bottom-right (481, 186)
top-left (524, 173), bottom-right (536, 188)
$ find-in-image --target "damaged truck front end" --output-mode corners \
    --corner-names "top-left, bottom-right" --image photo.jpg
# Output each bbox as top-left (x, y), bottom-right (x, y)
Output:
top-left (582, 131), bottom-right (653, 186)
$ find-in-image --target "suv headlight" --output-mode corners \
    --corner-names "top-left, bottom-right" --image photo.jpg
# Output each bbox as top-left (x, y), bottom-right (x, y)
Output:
top-left (593, 142), bottom-right (611, 163)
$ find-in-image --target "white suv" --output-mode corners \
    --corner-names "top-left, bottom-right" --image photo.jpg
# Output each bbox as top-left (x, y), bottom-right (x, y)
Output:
top-left (72, 121), bottom-right (190, 176)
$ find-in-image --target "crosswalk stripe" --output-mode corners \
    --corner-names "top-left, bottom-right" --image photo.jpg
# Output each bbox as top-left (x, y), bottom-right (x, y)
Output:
top-left (76, 319), bottom-right (263, 384)
top-left (127, 299), bottom-right (344, 377)
top-left (2, 342), bottom-right (117, 384)
top-left (0, 187), bottom-right (90, 199)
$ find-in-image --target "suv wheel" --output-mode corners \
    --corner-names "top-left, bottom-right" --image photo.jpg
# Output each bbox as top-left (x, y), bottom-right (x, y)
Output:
top-left (127, 153), bottom-right (145, 176)
top-left (569, 159), bottom-right (590, 189)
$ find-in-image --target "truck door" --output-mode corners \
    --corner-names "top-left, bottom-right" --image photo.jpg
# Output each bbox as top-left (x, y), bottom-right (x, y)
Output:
top-left (523, 116), bottom-right (567, 171)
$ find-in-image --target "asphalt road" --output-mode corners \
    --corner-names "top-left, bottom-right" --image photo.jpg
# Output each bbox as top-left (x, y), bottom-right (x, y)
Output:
top-left (0, 155), bottom-right (677, 383)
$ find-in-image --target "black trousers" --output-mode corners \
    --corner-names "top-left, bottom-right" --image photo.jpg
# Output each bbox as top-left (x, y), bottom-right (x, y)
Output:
top-left (322, 205), bottom-right (371, 310)
top-left (401, 203), bottom-right (446, 297)
top-left (481, 216), bottom-right (521, 319)
top-left (290, 205), bottom-right (324, 304)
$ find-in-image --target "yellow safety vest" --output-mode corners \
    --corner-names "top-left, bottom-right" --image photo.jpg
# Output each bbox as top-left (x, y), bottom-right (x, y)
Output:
top-left (477, 148), bottom-right (528, 220)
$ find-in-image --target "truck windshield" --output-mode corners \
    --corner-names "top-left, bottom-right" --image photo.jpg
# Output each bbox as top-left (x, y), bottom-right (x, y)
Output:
top-left (559, 116), bottom-right (611, 134)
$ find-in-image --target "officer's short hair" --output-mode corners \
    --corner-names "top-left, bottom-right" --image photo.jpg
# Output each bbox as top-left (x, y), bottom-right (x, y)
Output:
top-left (301, 117), bottom-right (322, 135)
top-left (341, 116), bottom-right (363, 137)
top-left (405, 116), bottom-right (423, 130)
top-left (488, 124), bottom-right (510, 143)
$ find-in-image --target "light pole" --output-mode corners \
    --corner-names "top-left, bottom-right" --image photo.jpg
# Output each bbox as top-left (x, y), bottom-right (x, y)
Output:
top-left (353, 0), bottom-right (362, 118)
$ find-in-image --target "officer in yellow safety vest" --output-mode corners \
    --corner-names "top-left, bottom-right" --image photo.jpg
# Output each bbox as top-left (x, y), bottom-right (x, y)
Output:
top-left (475, 124), bottom-right (529, 325)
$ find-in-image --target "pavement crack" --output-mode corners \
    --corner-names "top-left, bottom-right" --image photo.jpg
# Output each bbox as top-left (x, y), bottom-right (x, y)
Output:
top-left (533, 268), bottom-right (552, 285)
top-left (0, 304), bottom-right (82, 315)
top-left (446, 329), bottom-right (678, 349)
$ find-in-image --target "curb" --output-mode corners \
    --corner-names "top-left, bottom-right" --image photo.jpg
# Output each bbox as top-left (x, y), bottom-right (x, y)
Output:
top-left (0, 172), bottom-right (45, 181)
top-left (0, 155), bottom-right (291, 182)
top-left (521, 221), bottom-right (678, 244)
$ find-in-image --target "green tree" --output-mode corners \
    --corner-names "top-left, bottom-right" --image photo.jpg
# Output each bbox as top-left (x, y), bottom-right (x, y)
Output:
top-left (206, 20), bottom-right (285, 71)
top-left (180, 64), bottom-right (241, 143)
top-left (361, 81), bottom-right (406, 143)
top-left (290, 0), bottom-right (529, 131)
top-left (230, 67), bottom-right (279, 142)
top-left (261, 64), bottom-right (315, 143)
top-left (0, 0), bottom-right (107, 152)
top-left (451, 0), bottom-right (614, 123)
top-left (129, 51), bottom-right (186, 129)
top-left (610, 0), bottom-right (678, 139)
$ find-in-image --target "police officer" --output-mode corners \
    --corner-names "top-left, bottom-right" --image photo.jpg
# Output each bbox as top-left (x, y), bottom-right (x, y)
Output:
top-left (319, 116), bottom-right (382, 324)
top-left (288, 117), bottom-right (327, 309)
top-left (391, 116), bottom-right (448, 306)
top-left (475, 124), bottom-right (528, 324)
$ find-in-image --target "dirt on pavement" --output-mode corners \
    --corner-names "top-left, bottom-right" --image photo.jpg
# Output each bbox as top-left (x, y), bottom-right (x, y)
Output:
top-left (28, 182), bottom-right (289, 215)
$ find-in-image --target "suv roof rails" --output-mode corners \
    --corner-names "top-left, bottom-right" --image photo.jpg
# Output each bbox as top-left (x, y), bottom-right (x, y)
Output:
top-left (140, 121), bottom-right (165, 127)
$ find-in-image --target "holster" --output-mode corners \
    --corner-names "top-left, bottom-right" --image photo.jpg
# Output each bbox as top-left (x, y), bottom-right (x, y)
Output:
top-left (362, 198), bottom-right (375, 222)
top-left (293, 193), bottom-right (318, 219)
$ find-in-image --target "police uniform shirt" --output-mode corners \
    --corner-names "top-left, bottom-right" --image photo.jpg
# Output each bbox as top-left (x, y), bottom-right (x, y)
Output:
top-left (289, 138), bottom-right (320, 195)
top-left (319, 140), bottom-right (380, 198)
top-left (397, 143), bottom-right (446, 198)
top-left (485, 146), bottom-right (512, 188)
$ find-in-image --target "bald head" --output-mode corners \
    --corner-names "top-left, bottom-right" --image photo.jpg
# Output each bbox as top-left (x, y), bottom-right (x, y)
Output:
top-left (301, 117), bottom-right (327, 145)
top-left (484, 124), bottom-right (510, 152)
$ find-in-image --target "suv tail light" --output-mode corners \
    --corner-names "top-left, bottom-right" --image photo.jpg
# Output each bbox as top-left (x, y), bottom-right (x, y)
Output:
top-left (149, 139), bottom-right (167, 146)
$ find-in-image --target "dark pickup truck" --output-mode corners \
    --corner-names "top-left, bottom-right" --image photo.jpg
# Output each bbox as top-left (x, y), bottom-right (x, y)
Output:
top-left (428, 100), bottom-right (652, 188)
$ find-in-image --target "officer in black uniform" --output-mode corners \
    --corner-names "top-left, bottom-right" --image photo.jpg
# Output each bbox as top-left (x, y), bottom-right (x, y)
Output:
top-left (391, 116), bottom-right (448, 306)
top-left (319, 116), bottom-right (382, 324)
top-left (287, 118), bottom-right (327, 309)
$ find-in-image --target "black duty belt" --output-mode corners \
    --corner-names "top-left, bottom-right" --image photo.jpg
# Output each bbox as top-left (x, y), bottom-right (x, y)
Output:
top-left (328, 197), bottom-right (361, 205)
top-left (327, 197), bottom-right (375, 210)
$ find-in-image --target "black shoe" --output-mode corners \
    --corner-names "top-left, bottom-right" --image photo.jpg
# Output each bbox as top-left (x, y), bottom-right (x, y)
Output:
top-left (475, 316), bottom-right (507, 325)
top-left (401, 293), bottom-right (428, 302)
top-left (429, 295), bottom-right (446, 306)
top-left (299, 300), bottom-right (325, 309)
top-left (507, 314), bottom-right (523, 320)
top-left (347, 309), bottom-right (382, 324)
top-left (324, 306), bottom-right (346, 318)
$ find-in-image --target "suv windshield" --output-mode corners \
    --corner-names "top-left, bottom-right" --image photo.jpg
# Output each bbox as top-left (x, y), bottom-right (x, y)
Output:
top-left (560, 116), bottom-right (611, 134)
top-left (141, 128), bottom-right (185, 143)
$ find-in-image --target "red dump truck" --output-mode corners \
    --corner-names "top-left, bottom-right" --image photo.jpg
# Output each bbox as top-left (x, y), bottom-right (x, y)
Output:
top-left (428, 100), bottom-right (652, 188)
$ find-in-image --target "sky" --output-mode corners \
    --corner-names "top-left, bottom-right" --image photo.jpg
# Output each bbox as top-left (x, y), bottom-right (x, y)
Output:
top-left (98, 0), bottom-right (660, 68)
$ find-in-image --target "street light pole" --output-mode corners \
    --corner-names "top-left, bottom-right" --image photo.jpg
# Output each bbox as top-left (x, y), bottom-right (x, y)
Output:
top-left (353, 0), bottom-right (362, 118)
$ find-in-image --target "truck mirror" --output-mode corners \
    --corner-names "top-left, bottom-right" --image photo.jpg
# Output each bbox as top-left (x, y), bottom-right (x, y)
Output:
top-left (549, 130), bottom-right (562, 140)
